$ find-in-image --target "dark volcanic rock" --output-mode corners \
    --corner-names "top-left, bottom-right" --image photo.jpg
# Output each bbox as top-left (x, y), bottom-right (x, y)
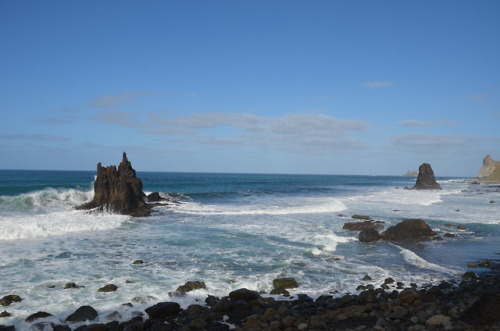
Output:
top-left (358, 228), bottom-right (381, 242)
top-left (0, 295), bottom-right (21, 306)
top-left (343, 220), bottom-right (384, 231)
top-left (76, 152), bottom-right (151, 216)
top-left (65, 305), bottom-right (98, 323)
top-left (145, 302), bottom-right (181, 320)
top-left (25, 311), bottom-right (53, 323)
top-left (381, 219), bottom-right (436, 241)
top-left (413, 163), bottom-right (442, 190)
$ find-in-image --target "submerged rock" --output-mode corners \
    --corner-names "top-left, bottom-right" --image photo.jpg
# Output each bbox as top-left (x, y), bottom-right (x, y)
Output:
top-left (76, 152), bottom-right (151, 216)
top-left (65, 305), bottom-right (98, 323)
top-left (413, 163), bottom-right (442, 190)
top-left (358, 228), bottom-right (381, 242)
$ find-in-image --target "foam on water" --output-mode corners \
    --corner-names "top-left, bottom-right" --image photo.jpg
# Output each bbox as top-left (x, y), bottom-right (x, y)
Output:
top-left (172, 196), bottom-right (347, 216)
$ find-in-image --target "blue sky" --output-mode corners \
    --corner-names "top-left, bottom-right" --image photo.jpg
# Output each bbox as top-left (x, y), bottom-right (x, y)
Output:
top-left (1, 1), bottom-right (499, 176)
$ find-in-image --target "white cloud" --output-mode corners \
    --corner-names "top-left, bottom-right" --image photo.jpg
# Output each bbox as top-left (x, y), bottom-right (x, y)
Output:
top-left (364, 81), bottom-right (393, 89)
top-left (390, 132), bottom-right (484, 155)
top-left (399, 120), bottom-right (436, 127)
top-left (90, 111), bottom-right (370, 154)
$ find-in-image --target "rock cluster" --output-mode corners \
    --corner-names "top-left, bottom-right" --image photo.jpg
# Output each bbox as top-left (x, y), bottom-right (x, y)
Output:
top-left (413, 163), bottom-right (442, 190)
top-left (2, 273), bottom-right (499, 330)
top-left (344, 218), bottom-right (436, 243)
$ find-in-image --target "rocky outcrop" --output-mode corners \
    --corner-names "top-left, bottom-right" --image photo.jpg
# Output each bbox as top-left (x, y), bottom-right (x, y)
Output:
top-left (478, 155), bottom-right (500, 183)
top-left (358, 228), bottom-right (382, 242)
top-left (76, 152), bottom-right (151, 216)
top-left (413, 163), bottom-right (442, 190)
top-left (381, 219), bottom-right (436, 241)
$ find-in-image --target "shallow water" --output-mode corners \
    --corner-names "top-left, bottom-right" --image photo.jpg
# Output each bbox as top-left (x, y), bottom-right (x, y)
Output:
top-left (0, 171), bottom-right (498, 328)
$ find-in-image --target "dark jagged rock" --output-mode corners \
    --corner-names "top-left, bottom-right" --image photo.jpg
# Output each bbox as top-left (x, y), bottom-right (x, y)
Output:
top-left (145, 302), bottom-right (181, 320)
top-left (381, 218), bottom-right (436, 241)
top-left (76, 152), bottom-right (151, 216)
top-left (413, 163), bottom-right (442, 190)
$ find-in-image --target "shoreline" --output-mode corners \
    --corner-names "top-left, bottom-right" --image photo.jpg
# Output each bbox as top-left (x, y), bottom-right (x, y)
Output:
top-left (1, 270), bottom-right (499, 331)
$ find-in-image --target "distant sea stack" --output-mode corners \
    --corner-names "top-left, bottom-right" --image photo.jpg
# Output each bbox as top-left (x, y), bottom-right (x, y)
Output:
top-left (77, 152), bottom-right (151, 216)
top-left (477, 155), bottom-right (500, 183)
top-left (413, 163), bottom-right (442, 190)
top-left (402, 170), bottom-right (418, 177)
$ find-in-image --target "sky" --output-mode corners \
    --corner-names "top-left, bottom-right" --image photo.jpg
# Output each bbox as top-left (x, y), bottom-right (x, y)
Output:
top-left (1, 1), bottom-right (499, 176)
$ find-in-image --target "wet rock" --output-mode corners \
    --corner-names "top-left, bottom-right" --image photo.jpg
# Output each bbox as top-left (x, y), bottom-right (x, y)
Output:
top-left (65, 305), bottom-right (98, 323)
top-left (171, 281), bottom-right (206, 296)
top-left (132, 260), bottom-right (144, 265)
top-left (413, 163), bottom-right (442, 190)
top-left (399, 288), bottom-right (420, 304)
top-left (98, 284), bottom-right (118, 292)
top-left (351, 214), bottom-right (371, 220)
top-left (145, 302), bottom-right (181, 320)
top-left (0, 295), bottom-right (21, 306)
top-left (64, 282), bottom-right (83, 289)
top-left (25, 311), bottom-right (53, 323)
top-left (358, 228), bottom-right (381, 242)
top-left (228, 288), bottom-right (261, 301)
top-left (381, 219), bottom-right (436, 241)
top-left (0, 311), bottom-right (10, 318)
top-left (344, 221), bottom-right (384, 231)
top-left (272, 278), bottom-right (298, 290)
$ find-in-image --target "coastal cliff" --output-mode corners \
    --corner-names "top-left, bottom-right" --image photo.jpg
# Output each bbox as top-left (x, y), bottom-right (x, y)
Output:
top-left (477, 155), bottom-right (500, 183)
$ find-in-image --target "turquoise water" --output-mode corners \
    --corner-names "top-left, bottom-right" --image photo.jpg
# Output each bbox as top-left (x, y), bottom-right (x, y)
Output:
top-left (0, 170), bottom-right (499, 328)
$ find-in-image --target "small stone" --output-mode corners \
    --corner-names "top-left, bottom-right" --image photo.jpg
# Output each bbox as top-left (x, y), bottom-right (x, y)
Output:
top-left (64, 282), bottom-right (83, 289)
top-left (272, 278), bottom-right (298, 289)
top-left (399, 288), bottom-right (420, 304)
top-left (426, 314), bottom-right (450, 326)
top-left (132, 260), bottom-right (144, 265)
top-left (363, 275), bottom-right (372, 281)
top-left (297, 322), bottom-right (308, 330)
top-left (0, 311), bottom-right (11, 318)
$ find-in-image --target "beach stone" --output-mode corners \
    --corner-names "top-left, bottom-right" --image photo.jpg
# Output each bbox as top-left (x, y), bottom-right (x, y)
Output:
top-left (229, 288), bottom-right (260, 301)
top-left (460, 293), bottom-right (500, 325)
top-left (26, 311), bottom-right (53, 323)
top-left (358, 228), bottom-right (381, 242)
top-left (0, 295), bottom-right (22, 307)
top-left (98, 284), bottom-right (118, 292)
top-left (381, 219), bottom-right (436, 241)
top-left (145, 302), bottom-right (181, 320)
top-left (413, 163), bottom-right (442, 190)
top-left (399, 288), bottom-right (420, 304)
top-left (65, 305), bottom-right (98, 322)
top-left (426, 314), bottom-right (451, 325)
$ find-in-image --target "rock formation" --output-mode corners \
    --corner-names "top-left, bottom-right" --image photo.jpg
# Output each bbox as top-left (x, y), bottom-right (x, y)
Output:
top-left (413, 163), bottom-right (442, 190)
top-left (381, 219), bottom-right (436, 241)
top-left (477, 155), bottom-right (500, 183)
top-left (77, 152), bottom-right (152, 216)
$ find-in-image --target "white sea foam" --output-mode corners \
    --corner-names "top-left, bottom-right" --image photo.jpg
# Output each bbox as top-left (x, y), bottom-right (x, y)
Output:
top-left (393, 244), bottom-right (456, 274)
top-left (0, 210), bottom-right (127, 240)
top-left (172, 197), bottom-right (346, 216)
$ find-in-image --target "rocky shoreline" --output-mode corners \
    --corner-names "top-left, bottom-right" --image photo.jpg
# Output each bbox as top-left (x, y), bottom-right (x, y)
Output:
top-left (1, 268), bottom-right (499, 331)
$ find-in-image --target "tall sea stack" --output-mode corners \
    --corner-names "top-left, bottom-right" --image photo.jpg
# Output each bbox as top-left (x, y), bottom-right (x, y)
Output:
top-left (413, 163), bottom-right (442, 190)
top-left (77, 152), bottom-right (151, 216)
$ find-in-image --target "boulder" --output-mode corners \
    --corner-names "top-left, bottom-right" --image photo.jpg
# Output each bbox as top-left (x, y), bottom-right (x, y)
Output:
top-left (0, 295), bottom-right (21, 306)
top-left (98, 284), bottom-right (118, 292)
top-left (25, 311), bottom-right (53, 323)
top-left (170, 281), bottom-right (206, 296)
top-left (145, 302), bottom-right (181, 320)
top-left (381, 219), bottom-right (436, 241)
top-left (77, 152), bottom-right (151, 216)
top-left (65, 305), bottom-right (98, 323)
top-left (358, 228), bottom-right (381, 242)
top-left (413, 163), bottom-right (442, 190)
top-left (344, 221), bottom-right (384, 231)
top-left (228, 288), bottom-right (261, 301)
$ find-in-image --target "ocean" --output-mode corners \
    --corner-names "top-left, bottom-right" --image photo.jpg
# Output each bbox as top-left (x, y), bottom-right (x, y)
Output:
top-left (0, 170), bottom-right (499, 329)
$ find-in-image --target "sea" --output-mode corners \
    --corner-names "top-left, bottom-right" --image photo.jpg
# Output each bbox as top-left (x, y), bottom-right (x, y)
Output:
top-left (0, 170), bottom-right (499, 329)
